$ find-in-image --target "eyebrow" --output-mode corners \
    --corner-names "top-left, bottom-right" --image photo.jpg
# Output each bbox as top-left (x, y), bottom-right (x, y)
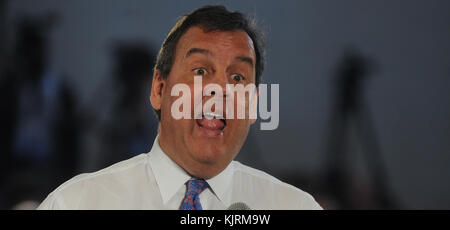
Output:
top-left (186, 48), bottom-right (213, 58)
top-left (235, 56), bottom-right (254, 67)
top-left (186, 47), bottom-right (254, 67)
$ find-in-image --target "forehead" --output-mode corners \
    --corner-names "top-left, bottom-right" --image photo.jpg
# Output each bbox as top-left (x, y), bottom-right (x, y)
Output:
top-left (176, 26), bottom-right (256, 61)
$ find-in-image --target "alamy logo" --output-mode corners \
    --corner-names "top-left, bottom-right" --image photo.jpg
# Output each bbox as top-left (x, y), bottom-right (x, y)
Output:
top-left (170, 76), bottom-right (279, 130)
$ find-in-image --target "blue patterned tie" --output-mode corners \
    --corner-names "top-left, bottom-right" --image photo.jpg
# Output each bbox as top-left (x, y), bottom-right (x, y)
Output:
top-left (180, 179), bottom-right (209, 210)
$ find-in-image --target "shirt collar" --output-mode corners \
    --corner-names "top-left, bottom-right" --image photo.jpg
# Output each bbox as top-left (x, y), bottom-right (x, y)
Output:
top-left (148, 136), bottom-right (190, 204)
top-left (206, 161), bottom-right (234, 208)
top-left (148, 136), bottom-right (234, 207)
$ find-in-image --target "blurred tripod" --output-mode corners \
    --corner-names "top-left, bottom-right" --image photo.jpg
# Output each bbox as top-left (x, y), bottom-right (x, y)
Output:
top-left (323, 49), bottom-right (397, 209)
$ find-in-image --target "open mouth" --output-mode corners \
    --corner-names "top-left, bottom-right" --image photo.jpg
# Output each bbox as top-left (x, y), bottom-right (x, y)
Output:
top-left (196, 112), bottom-right (227, 131)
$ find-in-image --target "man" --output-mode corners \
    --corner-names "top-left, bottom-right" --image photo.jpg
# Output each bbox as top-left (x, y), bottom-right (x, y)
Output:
top-left (38, 5), bottom-right (322, 210)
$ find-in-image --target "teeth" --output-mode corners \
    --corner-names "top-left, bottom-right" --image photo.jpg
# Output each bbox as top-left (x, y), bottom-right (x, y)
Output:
top-left (203, 112), bottom-right (224, 119)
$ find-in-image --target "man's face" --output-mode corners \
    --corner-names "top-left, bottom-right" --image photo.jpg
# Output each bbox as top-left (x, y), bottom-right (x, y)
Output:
top-left (151, 26), bottom-right (257, 179)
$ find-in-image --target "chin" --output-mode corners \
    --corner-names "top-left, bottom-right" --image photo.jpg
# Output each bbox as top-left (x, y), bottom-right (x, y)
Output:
top-left (189, 149), bottom-right (234, 179)
top-left (197, 147), bottom-right (224, 162)
top-left (190, 142), bottom-right (230, 164)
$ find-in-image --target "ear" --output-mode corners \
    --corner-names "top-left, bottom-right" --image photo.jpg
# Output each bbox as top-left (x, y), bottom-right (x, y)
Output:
top-left (150, 69), bottom-right (165, 111)
top-left (250, 88), bottom-right (259, 125)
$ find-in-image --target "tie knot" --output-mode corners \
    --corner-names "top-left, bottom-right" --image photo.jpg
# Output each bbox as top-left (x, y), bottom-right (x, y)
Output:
top-left (186, 179), bottom-right (209, 195)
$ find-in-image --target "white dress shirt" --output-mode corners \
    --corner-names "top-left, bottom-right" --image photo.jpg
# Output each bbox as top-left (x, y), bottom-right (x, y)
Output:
top-left (37, 137), bottom-right (322, 210)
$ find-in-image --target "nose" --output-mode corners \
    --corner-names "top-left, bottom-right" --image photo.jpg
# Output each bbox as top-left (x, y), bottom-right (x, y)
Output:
top-left (204, 82), bottom-right (229, 98)
top-left (201, 71), bottom-right (237, 118)
top-left (205, 71), bottom-right (231, 98)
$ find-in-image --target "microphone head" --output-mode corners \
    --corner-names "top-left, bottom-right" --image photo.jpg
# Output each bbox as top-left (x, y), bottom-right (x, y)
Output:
top-left (227, 202), bottom-right (251, 210)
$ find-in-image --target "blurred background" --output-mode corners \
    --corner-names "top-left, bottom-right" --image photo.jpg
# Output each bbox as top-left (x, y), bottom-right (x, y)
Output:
top-left (0, 0), bottom-right (449, 210)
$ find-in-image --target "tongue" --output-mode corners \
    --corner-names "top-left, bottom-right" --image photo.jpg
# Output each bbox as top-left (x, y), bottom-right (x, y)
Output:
top-left (198, 118), bottom-right (225, 130)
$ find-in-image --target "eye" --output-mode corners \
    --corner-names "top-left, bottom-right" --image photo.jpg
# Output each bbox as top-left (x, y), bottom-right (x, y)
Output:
top-left (193, 68), bottom-right (207, 76)
top-left (231, 73), bottom-right (245, 82)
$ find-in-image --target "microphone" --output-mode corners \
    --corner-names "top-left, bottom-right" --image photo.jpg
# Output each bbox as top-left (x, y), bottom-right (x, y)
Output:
top-left (227, 202), bottom-right (251, 210)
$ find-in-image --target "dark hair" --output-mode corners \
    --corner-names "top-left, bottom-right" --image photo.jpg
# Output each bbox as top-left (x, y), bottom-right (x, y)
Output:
top-left (153, 5), bottom-right (266, 120)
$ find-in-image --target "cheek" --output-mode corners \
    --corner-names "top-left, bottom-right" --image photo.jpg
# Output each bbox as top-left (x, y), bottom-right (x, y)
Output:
top-left (160, 82), bottom-right (181, 123)
top-left (160, 90), bottom-right (174, 117)
top-left (228, 119), bottom-right (250, 150)
top-left (192, 84), bottom-right (202, 115)
top-left (160, 82), bottom-right (196, 129)
top-left (225, 92), bottom-right (252, 119)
